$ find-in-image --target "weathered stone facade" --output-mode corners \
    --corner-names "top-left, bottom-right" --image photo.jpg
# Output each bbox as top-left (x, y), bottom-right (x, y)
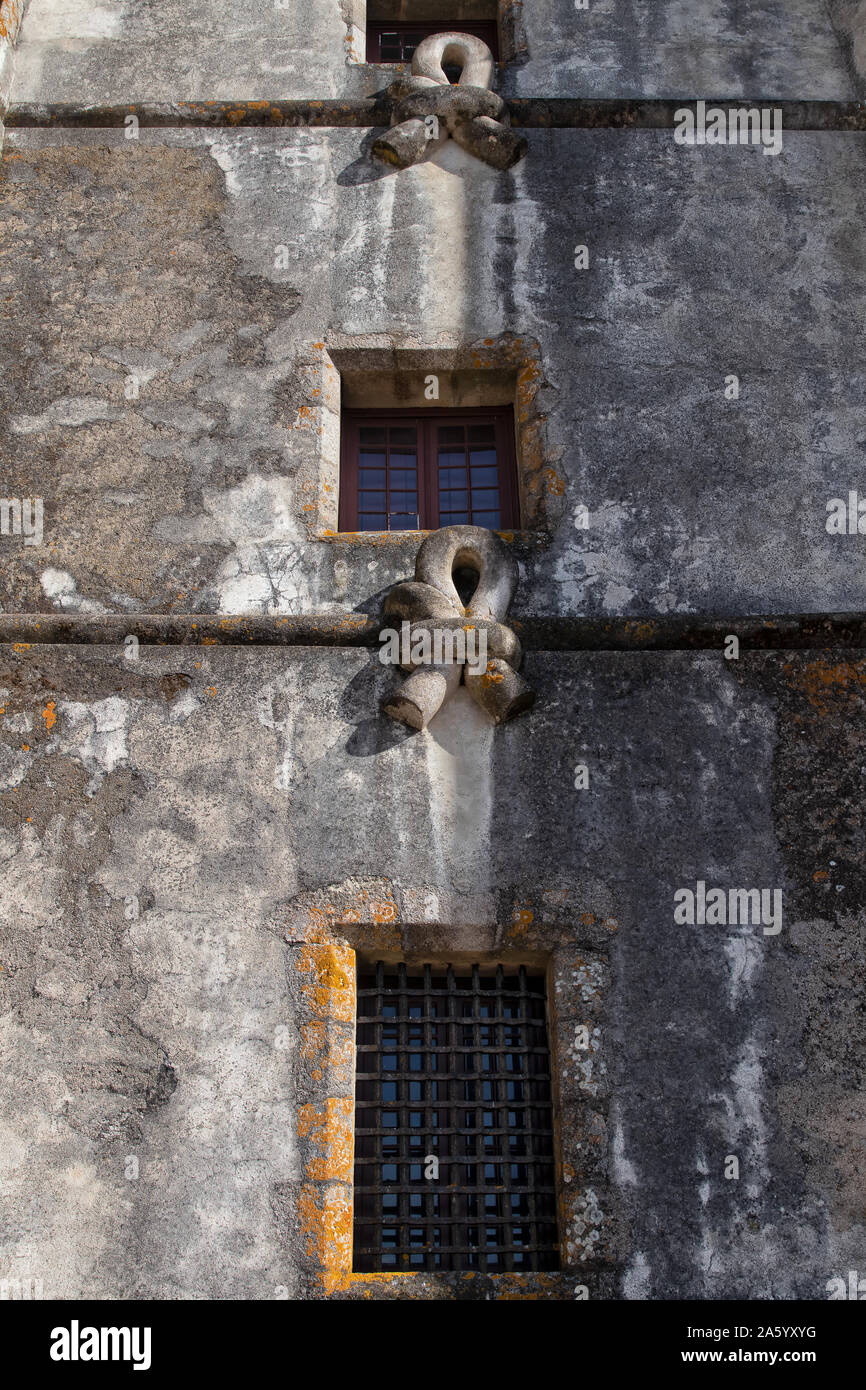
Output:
top-left (0, 1), bottom-right (864, 1300)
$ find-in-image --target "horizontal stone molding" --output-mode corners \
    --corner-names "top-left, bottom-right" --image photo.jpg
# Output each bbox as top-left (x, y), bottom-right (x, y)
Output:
top-left (6, 98), bottom-right (866, 131)
top-left (2, 611), bottom-right (866, 651)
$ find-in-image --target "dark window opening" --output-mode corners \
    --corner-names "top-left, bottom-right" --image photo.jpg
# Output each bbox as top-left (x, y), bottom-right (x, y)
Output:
top-left (339, 406), bottom-right (518, 532)
top-left (353, 962), bottom-right (560, 1273)
top-left (366, 20), bottom-right (499, 69)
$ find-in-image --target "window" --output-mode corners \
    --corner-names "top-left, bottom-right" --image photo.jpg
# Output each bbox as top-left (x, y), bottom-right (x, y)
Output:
top-left (339, 406), bottom-right (519, 532)
top-left (366, 20), bottom-right (499, 64)
top-left (353, 962), bottom-right (559, 1273)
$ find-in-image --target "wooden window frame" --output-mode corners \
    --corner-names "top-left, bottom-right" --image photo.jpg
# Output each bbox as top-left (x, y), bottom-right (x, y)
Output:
top-left (366, 20), bottom-right (500, 64)
top-left (339, 405), bottom-right (519, 533)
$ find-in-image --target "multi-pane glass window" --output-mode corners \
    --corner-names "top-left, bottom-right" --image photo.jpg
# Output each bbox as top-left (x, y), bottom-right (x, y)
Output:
top-left (437, 420), bottom-right (502, 529)
top-left (366, 21), bottom-right (499, 66)
top-left (352, 963), bottom-right (559, 1273)
top-left (339, 408), bottom-right (518, 531)
top-left (352, 422), bottom-right (420, 531)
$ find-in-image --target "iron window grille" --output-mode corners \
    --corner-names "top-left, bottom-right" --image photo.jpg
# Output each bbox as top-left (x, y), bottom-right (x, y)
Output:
top-left (353, 962), bottom-right (560, 1273)
top-left (339, 406), bottom-right (519, 532)
top-left (366, 21), bottom-right (500, 67)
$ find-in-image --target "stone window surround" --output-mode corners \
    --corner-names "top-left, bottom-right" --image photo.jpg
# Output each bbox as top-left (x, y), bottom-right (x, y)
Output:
top-left (283, 889), bottom-right (617, 1299)
top-left (291, 334), bottom-right (565, 546)
top-left (342, 0), bottom-right (528, 69)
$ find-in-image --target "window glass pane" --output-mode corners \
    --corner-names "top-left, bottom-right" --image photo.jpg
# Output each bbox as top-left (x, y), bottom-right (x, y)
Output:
top-left (440, 490), bottom-right (468, 511)
top-left (359, 491), bottom-right (386, 510)
top-left (358, 514), bottom-right (386, 530)
top-left (388, 515), bottom-right (418, 531)
top-left (468, 424), bottom-right (496, 444)
top-left (470, 488), bottom-right (500, 510)
top-left (389, 427), bottom-right (417, 446)
top-left (470, 465), bottom-right (498, 488)
top-left (438, 453), bottom-right (466, 473)
top-left (440, 511), bottom-right (471, 525)
top-left (469, 448), bottom-right (497, 469)
top-left (438, 426), bottom-right (465, 446)
top-left (359, 428), bottom-right (386, 448)
top-left (389, 468), bottom-right (416, 489)
top-left (360, 467), bottom-right (386, 488)
top-left (472, 510), bottom-right (500, 529)
top-left (389, 493), bottom-right (418, 513)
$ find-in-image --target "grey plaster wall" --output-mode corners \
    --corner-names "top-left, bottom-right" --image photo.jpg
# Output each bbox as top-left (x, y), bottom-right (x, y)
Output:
top-left (2, 125), bottom-right (866, 619)
top-left (0, 643), bottom-right (862, 1297)
top-left (7, 0), bottom-right (859, 103)
top-left (1, 0), bottom-right (865, 1303)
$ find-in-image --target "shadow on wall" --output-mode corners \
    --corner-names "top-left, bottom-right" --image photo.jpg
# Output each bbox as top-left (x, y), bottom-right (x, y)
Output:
top-left (826, 0), bottom-right (866, 95)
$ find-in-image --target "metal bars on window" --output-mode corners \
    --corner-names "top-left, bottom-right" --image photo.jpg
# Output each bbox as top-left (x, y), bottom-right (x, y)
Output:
top-left (353, 962), bottom-right (559, 1272)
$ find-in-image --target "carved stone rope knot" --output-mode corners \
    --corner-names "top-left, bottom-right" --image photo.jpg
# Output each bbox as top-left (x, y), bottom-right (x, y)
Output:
top-left (381, 525), bottom-right (535, 730)
top-left (371, 33), bottom-right (528, 172)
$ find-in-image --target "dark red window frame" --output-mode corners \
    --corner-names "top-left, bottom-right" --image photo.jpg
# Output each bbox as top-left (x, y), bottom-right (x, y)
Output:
top-left (339, 406), bottom-right (519, 533)
top-left (366, 21), bottom-right (500, 65)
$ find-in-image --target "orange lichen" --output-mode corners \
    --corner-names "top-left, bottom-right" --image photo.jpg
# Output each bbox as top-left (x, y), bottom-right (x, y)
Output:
top-left (0, 0), bottom-right (23, 42)
top-left (295, 944), bottom-right (355, 1022)
top-left (624, 620), bottom-right (657, 643)
top-left (41, 700), bottom-right (56, 732)
top-left (371, 901), bottom-right (397, 924)
top-left (480, 660), bottom-right (504, 686)
top-left (783, 659), bottom-right (866, 717)
top-left (298, 1184), bottom-right (353, 1293)
top-left (299, 1098), bottom-right (354, 1183)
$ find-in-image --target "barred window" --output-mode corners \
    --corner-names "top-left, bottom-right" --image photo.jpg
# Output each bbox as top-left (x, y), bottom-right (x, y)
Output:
top-left (353, 962), bottom-right (559, 1272)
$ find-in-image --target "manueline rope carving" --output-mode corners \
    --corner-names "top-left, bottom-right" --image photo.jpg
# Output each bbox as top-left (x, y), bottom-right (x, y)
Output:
top-left (372, 33), bottom-right (528, 172)
top-left (381, 525), bottom-right (535, 730)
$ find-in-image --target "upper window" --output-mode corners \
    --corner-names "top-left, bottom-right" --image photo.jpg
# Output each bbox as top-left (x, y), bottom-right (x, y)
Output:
top-left (366, 20), bottom-right (499, 64)
top-left (353, 962), bottom-right (559, 1273)
top-left (339, 406), bottom-right (519, 532)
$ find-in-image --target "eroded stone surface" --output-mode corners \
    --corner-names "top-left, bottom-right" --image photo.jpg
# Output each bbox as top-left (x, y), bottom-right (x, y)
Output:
top-left (0, 645), bottom-right (862, 1296)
